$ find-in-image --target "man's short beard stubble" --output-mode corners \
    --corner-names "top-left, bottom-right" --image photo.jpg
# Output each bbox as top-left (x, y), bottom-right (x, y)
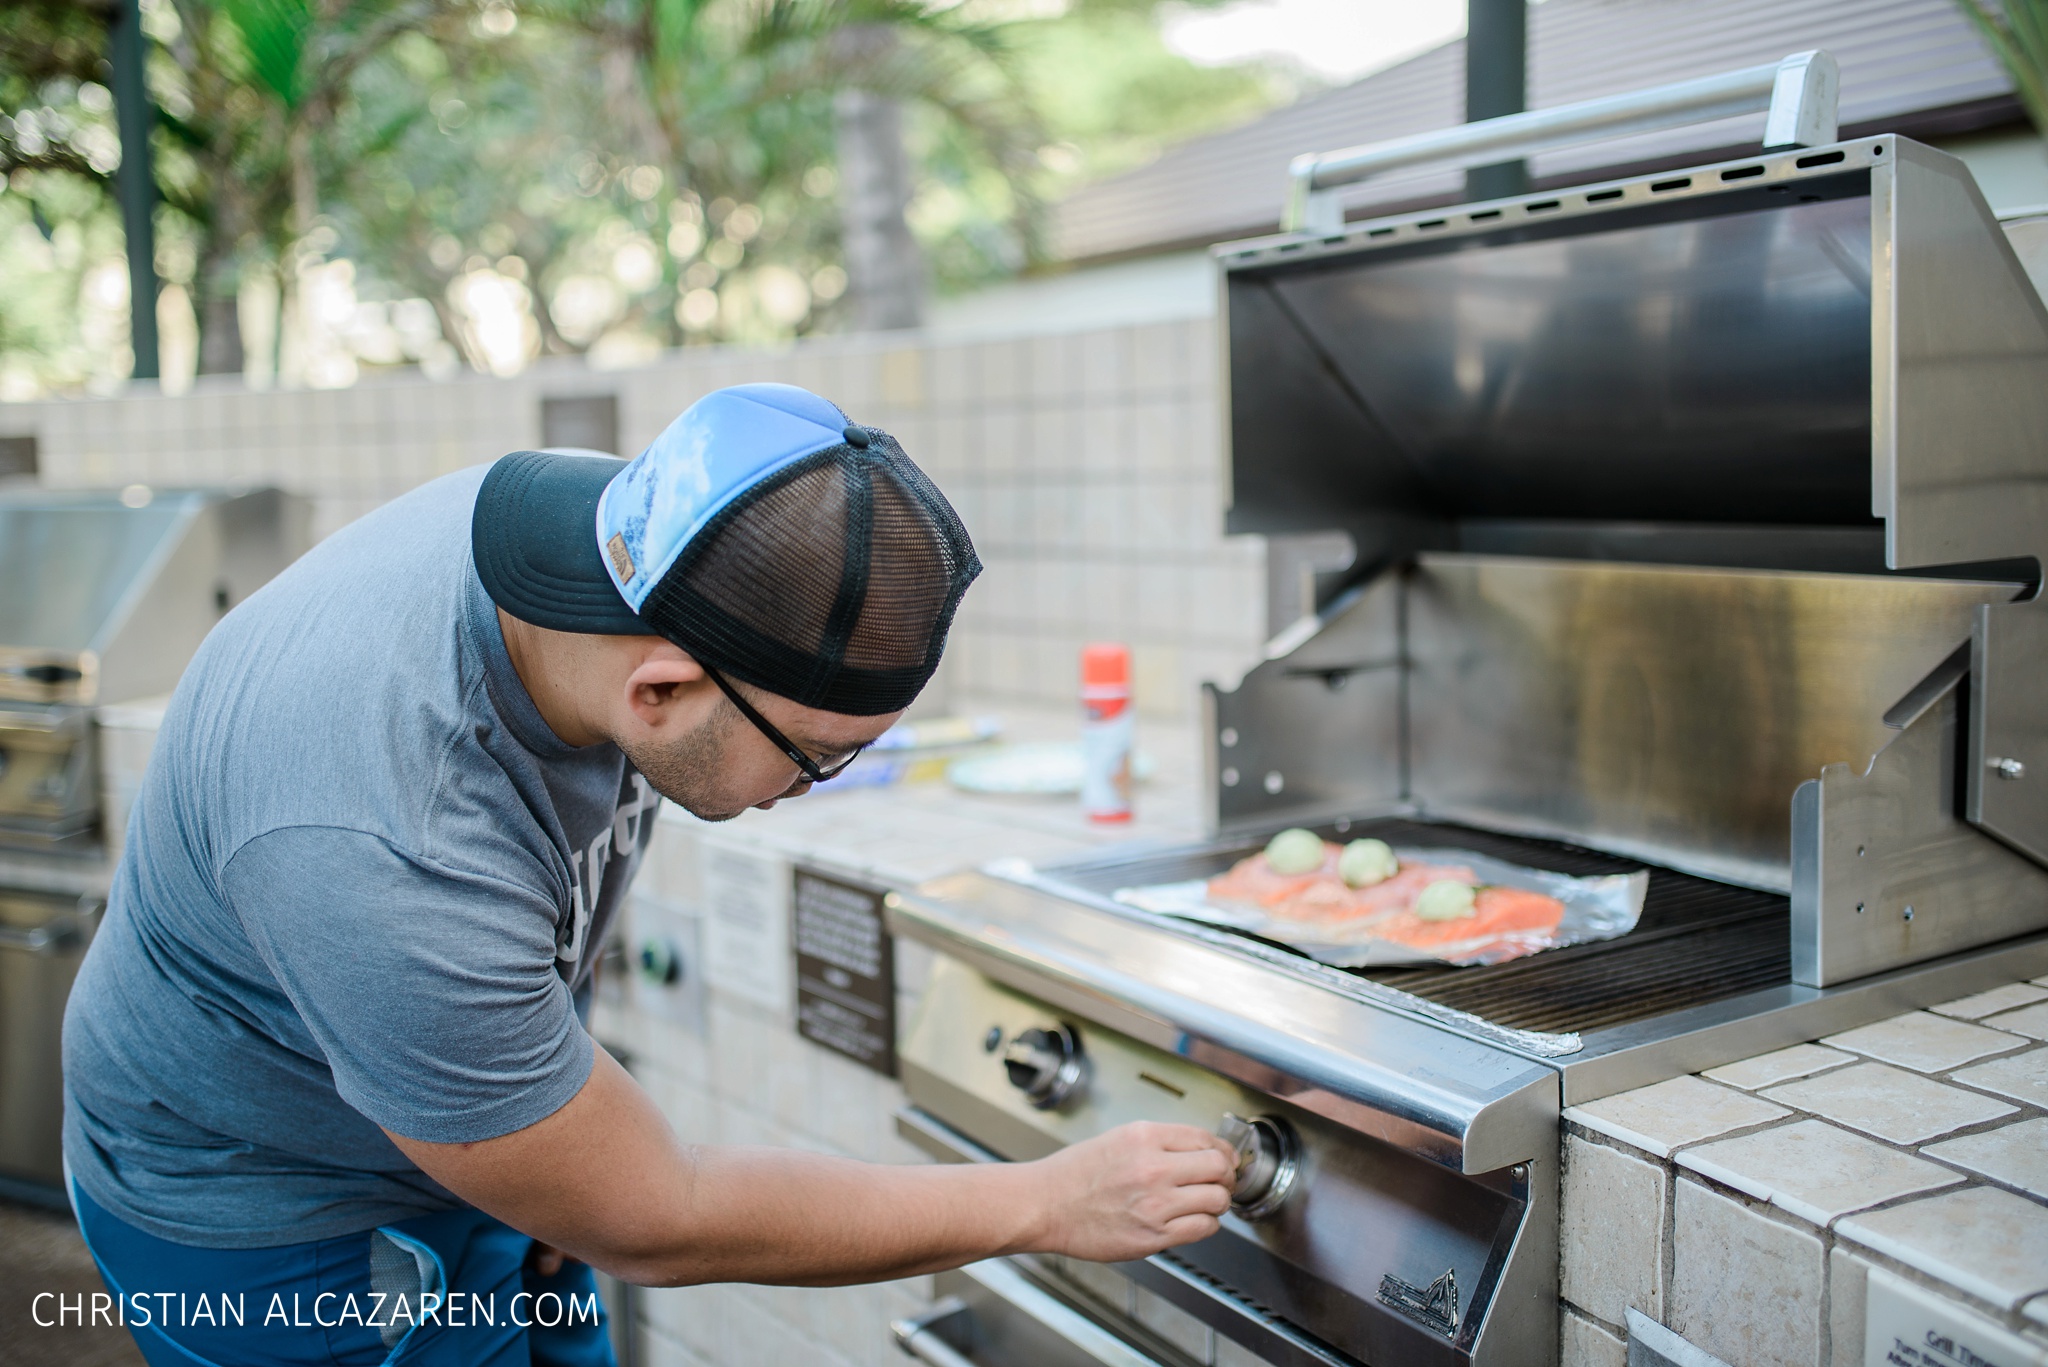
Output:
top-left (617, 695), bottom-right (751, 822)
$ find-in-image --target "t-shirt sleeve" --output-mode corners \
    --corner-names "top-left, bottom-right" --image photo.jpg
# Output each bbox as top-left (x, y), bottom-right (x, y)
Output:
top-left (220, 825), bottom-right (595, 1144)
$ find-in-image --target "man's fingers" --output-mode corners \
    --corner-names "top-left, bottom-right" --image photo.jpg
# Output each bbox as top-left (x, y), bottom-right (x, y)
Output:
top-left (1151, 1123), bottom-right (1239, 1156)
top-left (1158, 1212), bottom-right (1223, 1246)
top-left (1163, 1178), bottom-right (1233, 1219)
top-left (1142, 1174), bottom-right (1232, 1230)
top-left (1161, 1146), bottom-right (1236, 1186)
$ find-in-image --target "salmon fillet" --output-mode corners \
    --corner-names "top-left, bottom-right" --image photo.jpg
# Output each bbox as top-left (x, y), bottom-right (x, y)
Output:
top-left (1367, 885), bottom-right (1566, 949)
top-left (1197, 842), bottom-right (1577, 963)
top-left (1207, 846), bottom-right (1478, 923)
top-left (1206, 846), bottom-right (1339, 907)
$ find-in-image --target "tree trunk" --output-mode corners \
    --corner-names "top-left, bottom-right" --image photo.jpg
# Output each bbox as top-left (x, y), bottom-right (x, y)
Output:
top-left (197, 285), bottom-right (244, 375)
top-left (833, 33), bottom-right (924, 332)
top-left (191, 166), bottom-right (247, 375)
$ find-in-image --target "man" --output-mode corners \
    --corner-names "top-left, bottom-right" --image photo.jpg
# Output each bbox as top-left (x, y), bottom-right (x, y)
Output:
top-left (62, 383), bottom-right (1236, 1367)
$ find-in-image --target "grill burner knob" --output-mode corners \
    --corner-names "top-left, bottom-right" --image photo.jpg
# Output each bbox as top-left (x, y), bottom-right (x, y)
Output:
top-left (1219, 1112), bottom-right (1299, 1220)
top-left (1002, 1025), bottom-right (1086, 1110)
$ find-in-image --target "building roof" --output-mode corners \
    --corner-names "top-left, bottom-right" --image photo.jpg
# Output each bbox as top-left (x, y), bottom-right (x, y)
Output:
top-left (1053, 0), bottom-right (2022, 262)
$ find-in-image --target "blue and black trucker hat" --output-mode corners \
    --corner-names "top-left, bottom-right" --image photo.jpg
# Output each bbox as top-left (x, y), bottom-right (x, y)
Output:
top-left (473, 383), bottom-right (980, 717)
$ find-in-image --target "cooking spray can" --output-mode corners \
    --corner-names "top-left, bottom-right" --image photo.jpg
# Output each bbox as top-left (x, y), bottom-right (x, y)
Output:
top-left (1080, 643), bottom-right (1133, 823)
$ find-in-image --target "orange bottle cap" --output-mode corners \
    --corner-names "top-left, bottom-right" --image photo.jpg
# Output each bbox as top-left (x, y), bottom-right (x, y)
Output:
top-left (1080, 642), bottom-right (1131, 687)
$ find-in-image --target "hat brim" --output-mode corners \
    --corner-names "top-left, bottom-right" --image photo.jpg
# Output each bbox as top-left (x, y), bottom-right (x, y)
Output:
top-left (473, 451), bottom-right (652, 635)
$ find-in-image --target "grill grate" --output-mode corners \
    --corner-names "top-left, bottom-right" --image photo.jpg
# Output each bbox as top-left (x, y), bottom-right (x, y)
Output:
top-left (1347, 819), bottom-right (1789, 1036)
top-left (1048, 816), bottom-right (1789, 1039)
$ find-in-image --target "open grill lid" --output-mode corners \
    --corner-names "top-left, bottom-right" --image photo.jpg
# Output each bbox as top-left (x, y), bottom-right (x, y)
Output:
top-left (1223, 167), bottom-right (1874, 548)
top-left (1218, 125), bottom-right (2048, 585)
top-left (0, 487), bottom-right (308, 706)
top-left (0, 493), bottom-right (197, 682)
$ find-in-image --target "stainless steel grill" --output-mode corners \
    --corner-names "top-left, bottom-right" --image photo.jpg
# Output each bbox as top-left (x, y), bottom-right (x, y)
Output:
top-left (888, 53), bottom-right (2048, 1367)
top-left (0, 484), bottom-right (307, 1195)
top-left (0, 486), bottom-right (310, 847)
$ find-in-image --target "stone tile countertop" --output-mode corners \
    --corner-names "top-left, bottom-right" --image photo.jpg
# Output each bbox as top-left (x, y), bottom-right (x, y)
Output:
top-left (1562, 978), bottom-right (2048, 1367)
top-left (652, 698), bottom-right (1211, 890)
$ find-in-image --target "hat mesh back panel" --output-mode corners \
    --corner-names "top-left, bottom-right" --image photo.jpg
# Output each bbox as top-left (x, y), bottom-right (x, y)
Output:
top-left (643, 433), bottom-right (981, 715)
top-left (676, 462), bottom-right (848, 657)
top-left (844, 467), bottom-right (955, 671)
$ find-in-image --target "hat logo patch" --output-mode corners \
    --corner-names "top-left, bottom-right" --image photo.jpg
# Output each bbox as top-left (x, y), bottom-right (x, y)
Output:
top-left (605, 532), bottom-right (636, 583)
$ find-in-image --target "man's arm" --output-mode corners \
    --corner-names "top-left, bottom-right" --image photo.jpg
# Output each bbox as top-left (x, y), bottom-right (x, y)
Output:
top-left (385, 1047), bottom-right (1237, 1288)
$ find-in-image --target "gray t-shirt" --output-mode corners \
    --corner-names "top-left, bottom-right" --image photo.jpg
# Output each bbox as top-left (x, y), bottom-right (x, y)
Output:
top-left (63, 466), bottom-right (658, 1248)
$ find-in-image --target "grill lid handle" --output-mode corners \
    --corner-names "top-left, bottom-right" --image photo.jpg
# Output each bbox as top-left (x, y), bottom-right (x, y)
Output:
top-left (1283, 49), bottom-right (1839, 233)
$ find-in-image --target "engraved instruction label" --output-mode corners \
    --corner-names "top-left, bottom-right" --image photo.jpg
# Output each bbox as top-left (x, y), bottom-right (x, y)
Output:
top-left (1865, 1269), bottom-right (2047, 1367)
top-left (792, 867), bottom-right (896, 1076)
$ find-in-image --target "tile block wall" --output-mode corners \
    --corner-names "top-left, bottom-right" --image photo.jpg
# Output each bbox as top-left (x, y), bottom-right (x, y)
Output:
top-left (596, 813), bottom-right (942, 1367)
top-left (4, 321), bottom-right (1266, 722)
top-left (1560, 1134), bottom-right (1666, 1325)
top-left (1561, 984), bottom-right (2048, 1367)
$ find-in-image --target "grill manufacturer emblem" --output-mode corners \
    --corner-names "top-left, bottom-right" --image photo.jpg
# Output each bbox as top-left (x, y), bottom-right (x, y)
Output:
top-left (1378, 1267), bottom-right (1459, 1337)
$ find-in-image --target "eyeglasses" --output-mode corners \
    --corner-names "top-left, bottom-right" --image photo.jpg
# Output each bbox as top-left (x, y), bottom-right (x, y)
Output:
top-left (701, 663), bottom-right (867, 785)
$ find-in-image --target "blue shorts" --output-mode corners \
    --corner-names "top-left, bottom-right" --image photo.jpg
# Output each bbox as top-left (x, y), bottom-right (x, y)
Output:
top-left (70, 1181), bottom-right (618, 1367)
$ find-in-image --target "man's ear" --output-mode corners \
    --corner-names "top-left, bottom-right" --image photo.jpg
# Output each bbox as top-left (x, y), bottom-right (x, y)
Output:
top-left (622, 647), bottom-right (708, 732)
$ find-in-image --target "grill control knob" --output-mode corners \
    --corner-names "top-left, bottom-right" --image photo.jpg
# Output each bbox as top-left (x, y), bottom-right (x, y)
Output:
top-left (1219, 1112), bottom-right (1299, 1220)
top-left (1002, 1025), bottom-right (1087, 1110)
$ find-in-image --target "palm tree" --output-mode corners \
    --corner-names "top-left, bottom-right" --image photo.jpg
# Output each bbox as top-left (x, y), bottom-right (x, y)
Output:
top-left (153, 0), bottom-right (448, 373)
top-left (552, 0), bottom-right (1040, 335)
top-left (834, 28), bottom-right (924, 330)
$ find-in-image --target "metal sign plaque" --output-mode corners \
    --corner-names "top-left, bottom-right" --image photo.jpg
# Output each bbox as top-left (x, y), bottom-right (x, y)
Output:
top-left (1865, 1269), bottom-right (2047, 1367)
top-left (792, 867), bottom-right (896, 1077)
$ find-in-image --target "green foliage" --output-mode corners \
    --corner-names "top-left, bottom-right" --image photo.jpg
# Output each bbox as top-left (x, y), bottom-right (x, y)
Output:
top-left (0, 0), bottom-right (1302, 390)
top-left (905, 0), bottom-right (1302, 293)
top-left (323, 14), bottom-right (651, 356)
top-left (0, 171), bottom-right (131, 397)
top-left (0, 1), bottom-right (121, 185)
top-left (0, 1), bottom-right (110, 104)
top-left (1010, 5), bottom-right (1302, 186)
top-left (217, 0), bottom-right (317, 107)
top-left (1957, 0), bottom-right (2048, 133)
top-left (0, 1), bottom-right (131, 394)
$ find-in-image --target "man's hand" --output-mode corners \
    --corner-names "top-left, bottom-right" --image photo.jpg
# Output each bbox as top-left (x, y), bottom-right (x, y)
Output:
top-left (1026, 1122), bottom-right (1236, 1262)
top-left (382, 1047), bottom-right (1236, 1287)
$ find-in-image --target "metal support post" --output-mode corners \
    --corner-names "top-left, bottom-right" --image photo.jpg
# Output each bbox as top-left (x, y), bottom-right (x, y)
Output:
top-left (1465, 0), bottom-right (1529, 201)
top-left (109, 0), bottom-right (158, 381)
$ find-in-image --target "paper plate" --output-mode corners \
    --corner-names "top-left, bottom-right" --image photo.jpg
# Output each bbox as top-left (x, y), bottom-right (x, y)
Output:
top-left (947, 742), bottom-right (1153, 796)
